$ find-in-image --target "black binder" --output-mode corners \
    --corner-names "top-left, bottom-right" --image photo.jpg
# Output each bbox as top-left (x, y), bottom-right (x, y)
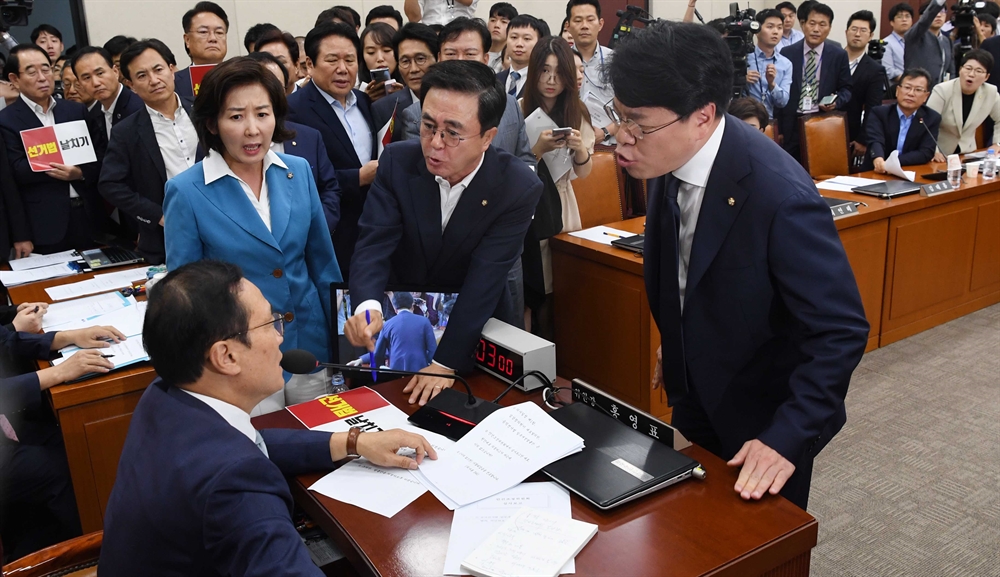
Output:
top-left (610, 233), bottom-right (644, 254)
top-left (541, 402), bottom-right (701, 510)
top-left (851, 180), bottom-right (922, 199)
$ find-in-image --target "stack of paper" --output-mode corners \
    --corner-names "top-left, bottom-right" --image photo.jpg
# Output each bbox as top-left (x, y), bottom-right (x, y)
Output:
top-left (0, 262), bottom-right (78, 286)
top-left (815, 175), bottom-right (884, 192)
top-left (42, 292), bottom-right (136, 331)
top-left (7, 250), bottom-right (78, 271)
top-left (52, 334), bottom-right (149, 370)
top-left (45, 266), bottom-right (151, 301)
top-left (568, 225), bottom-right (635, 246)
top-left (460, 507), bottom-right (598, 577)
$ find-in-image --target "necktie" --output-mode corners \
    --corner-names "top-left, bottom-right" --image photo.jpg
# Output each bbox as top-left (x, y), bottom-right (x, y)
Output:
top-left (656, 175), bottom-right (689, 400)
top-left (508, 71), bottom-right (520, 96)
top-left (1, 415), bottom-right (18, 442)
top-left (800, 49), bottom-right (817, 110)
top-left (254, 430), bottom-right (269, 458)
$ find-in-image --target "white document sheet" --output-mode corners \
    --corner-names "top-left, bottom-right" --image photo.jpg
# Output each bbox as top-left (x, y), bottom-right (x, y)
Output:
top-left (415, 402), bottom-right (584, 507)
top-left (41, 293), bottom-right (133, 330)
top-left (8, 250), bottom-right (78, 271)
top-left (49, 301), bottom-right (146, 336)
top-left (0, 262), bottom-right (77, 286)
top-left (443, 482), bottom-right (574, 576)
top-left (308, 458), bottom-right (428, 518)
top-left (884, 150), bottom-right (916, 182)
top-left (815, 175), bottom-right (885, 192)
top-left (45, 267), bottom-right (152, 301)
top-left (568, 225), bottom-right (636, 246)
top-left (52, 335), bottom-right (148, 370)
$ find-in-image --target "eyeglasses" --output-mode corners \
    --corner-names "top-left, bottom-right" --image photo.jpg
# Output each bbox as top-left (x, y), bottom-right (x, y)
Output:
top-left (961, 65), bottom-right (988, 76)
top-left (847, 26), bottom-right (871, 35)
top-left (420, 121), bottom-right (476, 147)
top-left (192, 28), bottom-right (226, 39)
top-left (898, 84), bottom-right (928, 94)
top-left (603, 99), bottom-right (681, 140)
top-left (399, 54), bottom-right (430, 68)
top-left (226, 312), bottom-right (284, 341)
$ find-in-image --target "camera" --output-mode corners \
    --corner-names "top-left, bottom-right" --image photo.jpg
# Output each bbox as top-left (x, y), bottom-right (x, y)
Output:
top-left (0, 0), bottom-right (32, 29)
top-left (725, 2), bottom-right (760, 98)
top-left (610, 5), bottom-right (656, 49)
top-left (952, 0), bottom-right (987, 68)
top-left (867, 38), bottom-right (886, 61)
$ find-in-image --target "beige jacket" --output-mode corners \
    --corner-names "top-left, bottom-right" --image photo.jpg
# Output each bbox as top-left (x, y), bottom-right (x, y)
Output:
top-left (927, 78), bottom-right (1000, 154)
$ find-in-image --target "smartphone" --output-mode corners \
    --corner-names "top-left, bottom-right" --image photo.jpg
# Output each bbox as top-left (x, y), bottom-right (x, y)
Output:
top-left (551, 127), bottom-right (572, 140)
top-left (370, 67), bottom-right (391, 83)
top-left (819, 94), bottom-right (838, 106)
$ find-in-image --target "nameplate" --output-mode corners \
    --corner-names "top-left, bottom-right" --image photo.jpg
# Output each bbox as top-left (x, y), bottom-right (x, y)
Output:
top-left (570, 379), bottom-right (690, 450)
top-left (920, 181), bottom-right (954, 197)
top-left (829, 202), bottom-right (858, 219)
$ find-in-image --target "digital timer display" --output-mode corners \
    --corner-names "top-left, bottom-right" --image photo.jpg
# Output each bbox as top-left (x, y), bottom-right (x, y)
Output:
top-left (475, 337), bottom-right (524, 381)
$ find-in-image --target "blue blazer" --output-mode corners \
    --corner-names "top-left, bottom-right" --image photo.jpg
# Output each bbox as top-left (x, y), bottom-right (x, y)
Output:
top-left (287, 82), bottom-right (376, 279)
top-left (350, 141), bottom-right (542, 371)
top-left (646, 116), bottom-right (868, 467)
top-left (863, 104), bottom-right (941, 171)
top-left (164, 154), bottom-right (341, 363)
top-left (777, 40), bottom-right (853, 157)
top-left (284, 121), bottom-right (342, 234)
top-left (373, 309), bottom-right (437, 372)
top-left (99, 379), bottom-right (332, 577)
top-left (371, 88), bottom-right (414, 143)
top-left (0, 97), bottom-right (101, 246)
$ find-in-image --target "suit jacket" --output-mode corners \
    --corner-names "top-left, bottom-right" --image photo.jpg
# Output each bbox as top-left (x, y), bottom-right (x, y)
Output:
top-left (371, 88), bottom-right (414, 143)
top-left (284, 121), bottom-right (342, 234)
top-left (350, 142), bottom-right (542, 370)
top-left (87, 84), bottom-right (145, 161)
top-left (0, 325), bottom-right (55, 416)
top-left (777, 40), bottom-right (853, 158)
top-left (164, 154), bottom-right (341, 363)
top-left (927, 78), bottom-right (1000, 154)
top-left (0, 135), bottom-right (30, 255)
top-left (645, 116), bottom-right (868, 467)
top-left (0, 97), bottom-right (101, 246)
top-left (863, 104), bottom-right (941, 170)
top-left (98, 96), bottom-right (200, 264)
top-left (846, 54), bottom-right (886, 143)
top-left (99, 379), bottom-right (332, 577)
top-left (399, 94), bottom-right (536, 169)
top-left (174, 66), bottom-right (194, 101)
top-left (496, 69), bottom-right (524, 99)
top-left (373, 309), bottom-right (437, 372)
top-left (287, 82), bottom-right (376, 279)
top-left (904, 0), bottom-right (953, 85)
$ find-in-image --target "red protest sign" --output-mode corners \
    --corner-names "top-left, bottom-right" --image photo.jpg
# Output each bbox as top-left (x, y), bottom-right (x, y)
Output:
top-left (190, 64), bottom-right (217, 96)
top-left (20, 126), bottom-right (62, 172)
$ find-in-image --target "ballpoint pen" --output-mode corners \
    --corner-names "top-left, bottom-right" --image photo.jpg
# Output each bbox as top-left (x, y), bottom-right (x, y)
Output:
top-left (365, 310), bottom-right (376, 381)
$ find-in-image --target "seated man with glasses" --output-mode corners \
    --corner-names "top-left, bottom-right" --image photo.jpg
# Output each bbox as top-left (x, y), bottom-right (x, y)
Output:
top-left (927, 49), bottom-right (1000, 159)
top-left (343, 60), bottom-right (542, 407)
top-left (99, 260), bottom-right (437, 577)
top-left (864, 68), bottom-right (940, 173)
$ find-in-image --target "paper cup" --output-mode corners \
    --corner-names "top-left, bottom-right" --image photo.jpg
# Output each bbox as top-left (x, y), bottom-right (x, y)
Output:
top-left (966, 161), bottom-right (981, 177)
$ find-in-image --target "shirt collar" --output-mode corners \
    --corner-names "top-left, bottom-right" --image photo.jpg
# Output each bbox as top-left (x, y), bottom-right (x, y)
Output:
top-left (805, 41), bottom-right (825, 57)
top-left (103, 84), bottom-right (124, 114)
top-left (435, 152), bottom-right (485, 191)
top-left (145, 93), bottom-right (183, 120)
top-left (892, 31), bottom-right (905, 42)
top-left (511, 65), bottom-right (528, 76)
top-left (897, 105), bottom-right (917, 120)
top-left (203, 148), bottom-right (288, 186)
top-left (21, 93), bottom-right (55, 114)
top-left (315, 81), bottom-right (357, 110)
top-left (673, 116), bottom-right (726, 188)
top-left (180, 388), bottom-right (257, 443)
top-left (755, 45), bottom-right (776, 60)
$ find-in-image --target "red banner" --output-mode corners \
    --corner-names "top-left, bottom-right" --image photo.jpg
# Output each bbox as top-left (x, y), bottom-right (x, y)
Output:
top-left (20, 126), bottom-right (62, 172)
top-left (286, 386), bottom-right (391, 429)
top-left (190, 64), bottom-right (217, 96)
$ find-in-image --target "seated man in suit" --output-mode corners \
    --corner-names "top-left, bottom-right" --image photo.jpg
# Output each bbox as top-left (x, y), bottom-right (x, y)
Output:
top-left (608, 22), bottom-right (868, 510)
top-left (174, 1), bottom-right (229, 100)
top-left (344, 61), bottom-right (542, 406)
top-left (372, 23), bottom-right (439, 144)
top-left (99, 260), bottom-right (436, 577)
top-left (288, 22), bottom-right (378, 279)
top-left (497, 15), bottom-right (547, 99)
top-left (865, 68), bottom-right (940, 173)
top-left (778, 2), bottom-right (853, 161)
top-left (0, 44), bottom-right (101, 255)
top-left (99, 39), bottom-right (201, 265)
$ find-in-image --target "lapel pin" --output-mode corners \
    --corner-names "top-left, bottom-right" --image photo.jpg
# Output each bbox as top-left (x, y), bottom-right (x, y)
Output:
top-left (482, 199), bottom-right (488, 206)
top-left (728, 197), bottom-right (735, 206)
top-left (291, 141), bottom-right (297, 146)
top-left (287, 172), bottom-right (294, 179)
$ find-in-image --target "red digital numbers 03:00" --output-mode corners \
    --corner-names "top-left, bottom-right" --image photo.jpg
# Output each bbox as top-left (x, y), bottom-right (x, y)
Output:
top-left (475, 338), bottom-right (514, 377)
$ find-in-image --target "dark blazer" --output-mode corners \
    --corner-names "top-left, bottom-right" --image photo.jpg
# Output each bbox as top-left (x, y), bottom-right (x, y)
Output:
top-left (646, 116), bottom-right (868, 470)
top-left (0, 325), bottom-right (55, 416)
top-left (174, 67), bottom-right (194, 101)
top-left (99, 379), bottom-right (332, 577)
top-left (0, 136), bottom-right (30, 257)
top-left (863, 104), bottom-right (941, 170)
top-left (0, 97), bottom-right (100, 246)
top-left (983, 35), bottom-right (1000, 143)
top-left (285, 121), bottom-right (342, 234)
top-left (777, 40), bottom-right (854, 159)
top-left (371, 88), bottom-right (414, 144)
top-left (87, 84), bottom-right (145, 161)
top-left (350, 141), bottom-right (542, 371)
top-left (846, 54), bottom-right (886, 143)
top-left (98, 96), bottom-right (199, 264)
top-left (287, 81), bottom-right (376, 279)
top-left (496, 68), bottom-right (524, 99)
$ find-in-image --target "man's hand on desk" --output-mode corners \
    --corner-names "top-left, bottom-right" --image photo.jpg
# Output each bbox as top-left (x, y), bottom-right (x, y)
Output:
top-left (873, 157), bottom-right (886, 173)
top-left (333, 429), bottom-right (439, 469)
top-left (37, 349), bottom-right (114, 390)
top-left (12, 241), bottom-right (33, 259)
top-left (728, 439), bottom-right (796, 501)
top-left (52, 326), bottom-right (127, 350)
top-left (13, 302), bottom-right (48, 333)
top-left (403, 362), bottom-right (456, 405)
top-left (932, 151), bottom-right (946, 163)
top-left (344, 309), bottom-right (383, 350)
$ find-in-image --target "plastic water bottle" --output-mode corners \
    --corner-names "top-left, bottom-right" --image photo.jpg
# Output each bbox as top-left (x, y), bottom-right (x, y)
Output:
top-left (329, 371), bottom-right (348, 394)
top-left (983, 149), bottom-right (996, 179)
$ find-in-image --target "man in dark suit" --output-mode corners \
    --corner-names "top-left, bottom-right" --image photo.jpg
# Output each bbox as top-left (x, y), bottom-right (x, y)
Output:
top-left (0, 45), bottom-right (101, 255)
top-left (843, 10), bottom-right (887, 170)
top-left (288, 23), bottom-right (377, 279)
top-left (372, 23), bottom-right (439, 144)
top-left (496, 15), bottom-right (546, 99)
top-left (174, 1), bottom-right (229, 100)
top-left (864, 68), bottom-right (940, 172)
top-left (99, 39), bottom-right (202, 265)
top-left (609, 23), bottom-right (868, 510)
top-left (98, 260), bottom-right (435, 577)
top-left (344, 61), bottom-right (542, 406)
top-left (778, 2), bottom-right (853, 161)
top-left (0, 143), bottom-right (30, 261)
top-left (980, 35), bottom-right (1000, 143)
top-left (72, 47), bottom-right (144, 160)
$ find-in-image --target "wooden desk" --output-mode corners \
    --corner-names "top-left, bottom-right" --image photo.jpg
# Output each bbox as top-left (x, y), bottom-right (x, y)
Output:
top-left (550, 163), bottom-right (1000, 417)
top-left (253, 375), bottom-right (818, 577)
top-left (7, 272), bottom-right (156, 534)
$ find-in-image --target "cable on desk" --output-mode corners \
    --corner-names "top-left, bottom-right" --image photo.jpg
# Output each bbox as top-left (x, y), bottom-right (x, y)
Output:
top-left (493, 370), bottom-right (553, 403)
top-left (543, 386), bottom-right (570, 410)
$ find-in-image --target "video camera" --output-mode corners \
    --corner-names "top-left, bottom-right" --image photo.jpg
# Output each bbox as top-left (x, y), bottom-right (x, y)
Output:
top-left (724, 2), bottom-right (760, 98)
top-left (610, 5), bottom-right (657, 49)
top-left (1, 0), bottom-right (33, 52)
top-left (867, 38), bottom-right (886, 61)
top-left (952, 0), bottom-right (987, 70)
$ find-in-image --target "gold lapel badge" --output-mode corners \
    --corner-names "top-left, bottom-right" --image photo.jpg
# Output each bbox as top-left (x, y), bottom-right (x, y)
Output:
top-left (727, 197), bottom-right (735, 206)
top-left (482, 200), bottom-right (488, 206)
top-left (287, 172), bottom-right (294, 179)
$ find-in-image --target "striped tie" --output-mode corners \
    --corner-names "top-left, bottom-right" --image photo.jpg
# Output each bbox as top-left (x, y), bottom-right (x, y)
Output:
top-left (508, 71), bottom-right (521, 96)
top-left (800, 49), bottom-right (817, 110)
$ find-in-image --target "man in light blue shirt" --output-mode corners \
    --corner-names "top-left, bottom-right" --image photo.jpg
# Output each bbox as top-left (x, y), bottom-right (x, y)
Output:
top-left (776, 2), bottom-right (805, 51)
top-left (882, 2), bottom-right (913, 85)
top-left (746, 9), bottom-right (793, 117)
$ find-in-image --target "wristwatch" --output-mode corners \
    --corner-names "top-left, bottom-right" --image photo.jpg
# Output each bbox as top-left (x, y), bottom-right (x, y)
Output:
top-left (601, 127), bottom-right (611, 141)
top-left (346, 426), bottom-right (363, 457)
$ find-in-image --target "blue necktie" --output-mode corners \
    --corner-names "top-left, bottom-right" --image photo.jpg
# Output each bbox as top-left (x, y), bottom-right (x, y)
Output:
top-left (508, 71), bottom-right (520, 96)
top-left (657, 175), bottom-right (689, 399)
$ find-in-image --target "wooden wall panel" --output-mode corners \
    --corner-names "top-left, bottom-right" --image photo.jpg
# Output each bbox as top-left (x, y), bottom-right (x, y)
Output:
top-left (838, 220), bottom-right (889, 352)
top-left (970, 200), bottom-right (1000, 292)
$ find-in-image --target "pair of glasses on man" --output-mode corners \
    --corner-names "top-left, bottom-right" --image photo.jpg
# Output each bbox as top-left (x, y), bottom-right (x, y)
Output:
top-left (225, 312), bottom-right (284, 340)
top-left (603, 98), bottom-right (682, 139)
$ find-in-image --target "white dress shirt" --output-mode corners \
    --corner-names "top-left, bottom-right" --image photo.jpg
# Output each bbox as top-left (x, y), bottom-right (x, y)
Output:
top-left (180, 389), bottom-right (257, 444)
top-left (21, 94), bottom-right (79, 198)
top-left (506, 66), bottom-right (528, 96)
top-left (580, 45), bottom-right (615, 120)
top-left (202, 149), bottom-right (288, 232)
top-left (315, 81), bottom-right (373, 164)
top-left (102, 84), bottom-right (124, 139)
top-left (487, 51), bottom-right (504, 73)
top-left (146, 94), bottom-right (199, 180)
top-left (671, 116), bottom-right (726, 309)
top-left (419, 0), bottom-right (478, 26)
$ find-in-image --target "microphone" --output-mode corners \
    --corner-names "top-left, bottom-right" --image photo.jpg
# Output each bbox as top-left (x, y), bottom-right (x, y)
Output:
top-left (918, 117), bottom-right (942, 157)
top-left (280, 349), bottom-right (501, 440)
